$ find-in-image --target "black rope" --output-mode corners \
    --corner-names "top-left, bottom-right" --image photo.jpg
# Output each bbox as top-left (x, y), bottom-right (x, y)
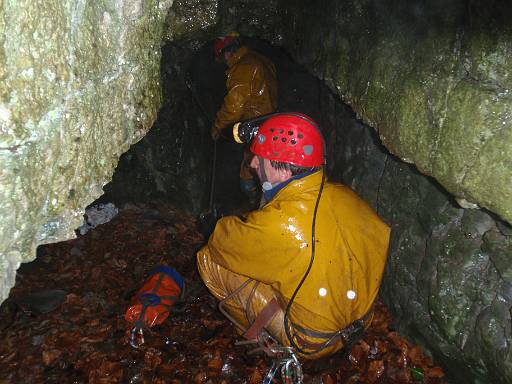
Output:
top-left (283, 169), bottom-right (326, 355)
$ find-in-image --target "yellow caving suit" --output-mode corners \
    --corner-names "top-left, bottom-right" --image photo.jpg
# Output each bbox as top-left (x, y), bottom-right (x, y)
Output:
top-left (212, 46), bottom-right (278, 181)
top-left (197, 171), bottom-right (391, 359)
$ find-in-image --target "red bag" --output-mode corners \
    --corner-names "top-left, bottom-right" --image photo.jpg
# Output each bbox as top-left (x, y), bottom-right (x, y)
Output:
top-left (125, 265), bottom-right (184, 346)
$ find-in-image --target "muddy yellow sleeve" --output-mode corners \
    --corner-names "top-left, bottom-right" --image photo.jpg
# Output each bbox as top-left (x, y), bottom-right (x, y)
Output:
top-left (212, 65), bottom-right (253, 132)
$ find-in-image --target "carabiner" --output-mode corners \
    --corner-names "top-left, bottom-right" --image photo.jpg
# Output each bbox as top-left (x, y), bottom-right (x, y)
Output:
top-left (130, 326), bottom-right (145, 349)
top-left (262, 361), bottom-right (279, 384)
top-left (281, 354), bottom-right (303, 384)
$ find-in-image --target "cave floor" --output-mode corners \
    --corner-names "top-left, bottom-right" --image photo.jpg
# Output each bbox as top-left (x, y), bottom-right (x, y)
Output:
top-left (0, 203), bottom-right (447, 383)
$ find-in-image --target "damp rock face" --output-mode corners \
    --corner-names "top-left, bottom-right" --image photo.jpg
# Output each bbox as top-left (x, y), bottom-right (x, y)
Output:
top-left (0, 0), bottom-right (172, 303)
top-left (338, 117), bottom-right (512, 384)
top-left (276, 0), bottom-right (512, 226)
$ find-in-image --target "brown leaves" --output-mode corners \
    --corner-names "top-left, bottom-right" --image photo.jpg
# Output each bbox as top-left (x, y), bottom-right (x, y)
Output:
top-left (0, 203), bottom-right (447, 384)
top-left (88, 361), bottom-right (123, 384)
top-left (325, 302), bottom-right (446, 383)
top-left (367, 360), bottom-right (385, 383)
top-left (42, 348), bottom-right (62, 366)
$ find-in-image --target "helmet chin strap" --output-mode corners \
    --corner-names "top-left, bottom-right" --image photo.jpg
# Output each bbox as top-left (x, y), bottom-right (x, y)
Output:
top-left (258, 156), bottom-right (276, 192)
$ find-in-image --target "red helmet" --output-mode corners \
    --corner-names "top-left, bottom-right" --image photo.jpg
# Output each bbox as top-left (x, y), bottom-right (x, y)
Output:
top-left (213, 33), bottom-right (239, 59)
top-left (250, 113), bottom-right (324, 167)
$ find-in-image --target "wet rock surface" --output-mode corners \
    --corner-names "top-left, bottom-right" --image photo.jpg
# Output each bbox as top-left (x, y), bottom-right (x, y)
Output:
top-left (0, 0), bottom-right (172, 304)
top-left (274, 0), bottom-right (512, 225)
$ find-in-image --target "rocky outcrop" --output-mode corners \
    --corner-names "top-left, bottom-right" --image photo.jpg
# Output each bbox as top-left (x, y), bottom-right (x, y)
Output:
top-left (0, 0), bottom-right (172, 303)
top-left (276, 0), bottom-right (512, 226)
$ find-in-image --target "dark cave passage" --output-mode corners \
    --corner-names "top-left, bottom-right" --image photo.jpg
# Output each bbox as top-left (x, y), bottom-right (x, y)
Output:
top-left (100, 36), bottom-right (389, 219)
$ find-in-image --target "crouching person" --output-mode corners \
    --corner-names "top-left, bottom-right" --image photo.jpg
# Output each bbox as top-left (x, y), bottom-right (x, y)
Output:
top-left (197, 113), bottom-right (390, 360)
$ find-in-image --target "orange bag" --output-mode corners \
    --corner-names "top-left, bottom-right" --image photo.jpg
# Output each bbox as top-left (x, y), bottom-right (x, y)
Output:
top-left (125, 265), bottom-right (184, 346)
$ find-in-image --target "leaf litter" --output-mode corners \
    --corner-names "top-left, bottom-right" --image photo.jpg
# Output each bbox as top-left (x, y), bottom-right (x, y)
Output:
top-left (0, 202), bottom-right (448, 383)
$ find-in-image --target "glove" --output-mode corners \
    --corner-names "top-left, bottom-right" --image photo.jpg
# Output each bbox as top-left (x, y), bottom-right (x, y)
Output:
top-left (198, 207), bottom-right (222, 239)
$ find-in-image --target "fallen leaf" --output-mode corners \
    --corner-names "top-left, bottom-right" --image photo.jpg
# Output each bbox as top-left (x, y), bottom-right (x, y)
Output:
top-left (427, 366), bottom-right (445, 378)
top-left (42, 349), bottom-right (62, 366)
top-left (367, 360), bottom-right (385, 383)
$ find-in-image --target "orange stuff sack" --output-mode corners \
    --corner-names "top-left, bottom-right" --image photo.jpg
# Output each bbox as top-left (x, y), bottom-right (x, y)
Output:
top-left (125, 265), bottom-right (184, 328)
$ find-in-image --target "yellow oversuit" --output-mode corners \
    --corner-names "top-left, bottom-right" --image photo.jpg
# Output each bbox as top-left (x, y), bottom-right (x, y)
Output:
top-left (197, 171), bottom-right (390, 359)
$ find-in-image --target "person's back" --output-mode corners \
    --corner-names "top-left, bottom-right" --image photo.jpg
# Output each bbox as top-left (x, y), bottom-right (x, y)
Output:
top-left (261, 174), bottom-right (389, 343)
top-left (225, 47), bottom-right (277, 121)
top-left (212, 37), bottom-right (278, 205)
top-left (214, 45), bottom-right (277, 134)
top-left (206, 170), bottom-right (390, 356)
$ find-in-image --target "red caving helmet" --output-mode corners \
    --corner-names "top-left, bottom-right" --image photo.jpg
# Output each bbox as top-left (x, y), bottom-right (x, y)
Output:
top-left (250, 113), bottom-right (325, 167)
top-left (213, 32), bottom-right (240, 59)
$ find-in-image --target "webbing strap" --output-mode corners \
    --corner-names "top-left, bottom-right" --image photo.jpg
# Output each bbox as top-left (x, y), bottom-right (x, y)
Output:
top-left (243, 298), bottom-right (281, 340)
top-left (134, 273), bottom-right (166, 329)
top-left (290, 308), bottom-right (373, 352)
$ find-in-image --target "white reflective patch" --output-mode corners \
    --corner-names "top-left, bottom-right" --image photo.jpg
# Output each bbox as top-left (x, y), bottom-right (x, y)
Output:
top-left (318, 288), bottom-right (327, 297)
top-left (347, 290), bottom-right (356, 300)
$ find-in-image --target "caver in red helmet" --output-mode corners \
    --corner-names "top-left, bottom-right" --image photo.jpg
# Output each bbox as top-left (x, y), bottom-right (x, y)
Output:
top-left (250, 113), bottom-right (324, 167)
top-left (213, 33), bottom-right (239, 59)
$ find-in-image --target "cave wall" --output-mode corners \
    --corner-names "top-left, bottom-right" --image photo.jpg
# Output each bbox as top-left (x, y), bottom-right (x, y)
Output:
top-left (275, 0), bottom-right (512, 225)
top-left (0, 0), bottom-right (172, 303)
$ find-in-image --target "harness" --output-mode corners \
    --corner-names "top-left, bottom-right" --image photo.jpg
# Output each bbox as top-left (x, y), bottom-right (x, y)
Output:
top-left (243, 298), bottom-right (372, 355)
top-left (218, 278), bottom-right (372, 383)
top-left (288, 309), bottom-right (372, 352)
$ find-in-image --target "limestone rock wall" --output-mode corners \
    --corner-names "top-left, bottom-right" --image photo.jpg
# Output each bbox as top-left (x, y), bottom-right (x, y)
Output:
top-left (0, 0), bottom-right (172, 303)
top-left (276, 0), bottom-right (512, 225)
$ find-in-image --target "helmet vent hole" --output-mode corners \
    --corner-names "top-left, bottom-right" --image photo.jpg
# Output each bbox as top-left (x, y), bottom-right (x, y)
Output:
top-left (288, 131), bottom-right (294, 135)
top-left (272, 136), bottom-right (278, 141)
top-left (298, 134), bottom-right (304, 139)
top-left (290, 139), bottom-right (296, 145)
top-left (270, 128), bottom-right (275, 132)
top-left (281, 138), bottom-right (287, 143)
top-left (279, 129), bottom-right (284, 134)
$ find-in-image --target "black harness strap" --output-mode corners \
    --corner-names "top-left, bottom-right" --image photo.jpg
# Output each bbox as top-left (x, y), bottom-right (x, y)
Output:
top-left (289, 307), bottom-right (373, 353)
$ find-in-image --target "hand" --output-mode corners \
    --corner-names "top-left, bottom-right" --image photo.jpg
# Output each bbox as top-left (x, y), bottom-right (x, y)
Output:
top-left (211, 127), bottom-right (220, 141)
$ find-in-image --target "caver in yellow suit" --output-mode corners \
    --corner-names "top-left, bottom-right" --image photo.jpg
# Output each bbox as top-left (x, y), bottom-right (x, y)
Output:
top-left (211, 34), bottom-right (278, 199)
top-left (198, 113), bottom-right (390, 359)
